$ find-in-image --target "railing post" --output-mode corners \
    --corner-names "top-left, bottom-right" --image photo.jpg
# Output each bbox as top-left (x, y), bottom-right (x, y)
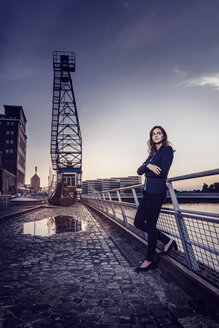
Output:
top-left (132, 188), bottom-right (147, 240)
top-left (116, 190), bottom-right (128, 227)
top-left (96, 193), bottom-right (101, 211)
top-left (132, 188), bottom-right (139, 207)
top-left (99, 193), bottom-right (104, 212)
top-left (102, 192), bottom-right (109, 215)
top-left (96, 192), bottom-right (101, 210)
top-left (95, 192), bottom-right (99, 209)
top-left (108, 192), bottom-right (116, 219)
top-left (167, 181), bottom-right (200, 272)
top-left (95, 193), bottom-right (98, 209)
top-left (93, 191), bottom-right (98, 209)
top-left (92, 191), bottom-right (95, 208)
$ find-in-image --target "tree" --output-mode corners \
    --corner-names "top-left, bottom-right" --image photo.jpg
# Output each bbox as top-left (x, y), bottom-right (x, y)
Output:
top-left (202, 182), bottom-right (219, 192)
top-left (202, 183), bottom-right (208, 192)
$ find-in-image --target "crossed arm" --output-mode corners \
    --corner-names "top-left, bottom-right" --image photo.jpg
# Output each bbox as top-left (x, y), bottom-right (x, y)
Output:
top-left (137, 146), bottom-right (173, 178)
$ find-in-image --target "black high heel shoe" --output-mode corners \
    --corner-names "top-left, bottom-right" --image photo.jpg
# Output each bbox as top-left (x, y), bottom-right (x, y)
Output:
top-left (159, 240), bottom-right (178, 256)
top-left (135, 260), bottom-right (157, 273)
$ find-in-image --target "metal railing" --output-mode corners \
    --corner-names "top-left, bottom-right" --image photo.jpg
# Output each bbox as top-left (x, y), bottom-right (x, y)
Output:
top-left (82, 169), bottom-right (219, 288)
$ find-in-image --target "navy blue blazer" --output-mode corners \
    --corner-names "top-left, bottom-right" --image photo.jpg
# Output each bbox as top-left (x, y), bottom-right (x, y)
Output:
top-left (137, 145), bottom-right (174, 193)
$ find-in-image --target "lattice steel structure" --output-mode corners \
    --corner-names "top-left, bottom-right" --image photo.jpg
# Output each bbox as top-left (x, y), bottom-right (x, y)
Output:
top-left (50, 51), bottom-right (82, 187)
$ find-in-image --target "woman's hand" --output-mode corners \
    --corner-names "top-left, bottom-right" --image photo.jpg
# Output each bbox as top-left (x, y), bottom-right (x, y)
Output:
top-left (147, 164), bottom-right (161, 175)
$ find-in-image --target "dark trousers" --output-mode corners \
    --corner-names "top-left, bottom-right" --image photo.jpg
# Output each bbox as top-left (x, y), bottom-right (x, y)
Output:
top-left (134, 191), bottom-right (170, 261)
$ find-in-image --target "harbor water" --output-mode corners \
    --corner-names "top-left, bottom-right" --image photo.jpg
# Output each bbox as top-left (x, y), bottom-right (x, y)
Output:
top-left (164, 203), bottom-right (219, 215)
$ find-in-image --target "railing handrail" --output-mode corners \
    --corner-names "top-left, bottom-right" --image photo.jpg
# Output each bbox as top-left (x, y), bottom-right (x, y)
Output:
top-left (167, 168), bottom-right (219, 182)
top-left (162, 206), bottom-right (219, 218)
top-left (90, 183), bottom-right (143, 194)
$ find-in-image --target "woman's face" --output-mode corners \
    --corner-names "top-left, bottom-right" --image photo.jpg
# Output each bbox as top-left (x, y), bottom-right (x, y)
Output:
top-left (152, 128), bottom-right (164, 144)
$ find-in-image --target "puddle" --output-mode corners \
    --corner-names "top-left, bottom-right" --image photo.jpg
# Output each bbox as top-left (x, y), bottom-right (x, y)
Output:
top-left (17, 215), bottom-right (87, 236)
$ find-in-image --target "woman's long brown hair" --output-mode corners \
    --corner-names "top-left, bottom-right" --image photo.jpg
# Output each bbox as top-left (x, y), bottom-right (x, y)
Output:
top-left (147, 125), bottom-right (172, 157)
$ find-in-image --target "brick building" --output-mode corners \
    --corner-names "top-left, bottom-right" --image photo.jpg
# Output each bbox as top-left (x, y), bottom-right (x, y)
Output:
top-left (30, 167), bottom-right (40, 194)
top-left (0, 105), bottom-right (27, 192)
top-left (0, 151), bottom-right (16, 195)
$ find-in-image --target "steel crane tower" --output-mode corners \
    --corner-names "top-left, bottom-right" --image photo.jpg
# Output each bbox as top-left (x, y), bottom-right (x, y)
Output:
top-left (50, 51), bottom-right (82, 189)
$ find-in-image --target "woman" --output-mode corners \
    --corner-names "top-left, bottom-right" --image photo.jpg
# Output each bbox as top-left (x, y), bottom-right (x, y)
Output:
top-left (134, 125), bottom-right (177, 272)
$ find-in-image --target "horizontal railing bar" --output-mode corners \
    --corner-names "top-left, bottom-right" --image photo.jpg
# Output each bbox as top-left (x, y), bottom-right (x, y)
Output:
top-left (161, 210), bottom-right (180, 215)
top-left (90, 198), bottom-right (137, 208)
top-left (88, 183), bottom-right (143, 194)
top-left (177, 209), bottom-right (219, 219)
top-left (162, 207), bottom-right (176, 211)
top-left (90, 198), bottom-right (219, 220)
top-left (162, 207), bottom-right (219, 219)
top-left (100, 205), bottom-right (219, 224)
top-left (158, 229), bottom-right (181, 240)
top-left (167, 168), bottom-right (219, 182)
top-left (187, 241), bottom-right (219, 257)
top-left (176, 213), bottom-right (219, 223)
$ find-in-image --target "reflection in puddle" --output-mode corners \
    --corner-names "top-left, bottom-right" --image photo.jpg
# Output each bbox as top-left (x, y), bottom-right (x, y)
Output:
top-left (17, 215), bottom-right (87, 236)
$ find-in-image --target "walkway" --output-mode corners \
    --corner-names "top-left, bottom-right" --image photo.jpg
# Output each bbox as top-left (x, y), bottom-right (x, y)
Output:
top-left (0, 203), bottom-right (218, 328)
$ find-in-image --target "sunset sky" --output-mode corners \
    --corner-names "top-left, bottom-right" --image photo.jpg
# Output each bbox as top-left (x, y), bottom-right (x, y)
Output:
top-left (0, 0), bottom-right (219, 189)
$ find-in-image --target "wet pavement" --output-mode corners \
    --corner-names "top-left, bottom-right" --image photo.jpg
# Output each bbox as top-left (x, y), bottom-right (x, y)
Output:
top-left (0, 202), bottom-right (218, 328)
top-left (17, 215), bottom-right (87, 236)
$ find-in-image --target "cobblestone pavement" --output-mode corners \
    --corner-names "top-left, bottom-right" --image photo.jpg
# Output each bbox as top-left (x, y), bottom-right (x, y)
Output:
top-left (0, 202), bottom-right (218, 328)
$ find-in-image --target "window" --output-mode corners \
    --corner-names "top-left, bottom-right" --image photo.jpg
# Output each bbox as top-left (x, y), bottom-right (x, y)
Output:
top-left (7, 122), bottom-right (10, 126)
top-left (11, 131), bottom-right (14, 135)
top-left (10, 149), bottom-right (13, 153)
top-left (6, 140), bottom-right (9, 144)
top-left (10, 140), bottom-right (14, 144)
top-left (6, 130), bottom-right (10, 135)
top-left (11, 122), bottom-right (15, 126)
top-left (18, 153), bottom-right (25, 167)
top-left (5, 149), bottom-right (9, 153)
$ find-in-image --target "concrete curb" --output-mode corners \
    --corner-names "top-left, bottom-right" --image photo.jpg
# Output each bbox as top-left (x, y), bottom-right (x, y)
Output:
top-left (0, 205), bottom-right (44, 221)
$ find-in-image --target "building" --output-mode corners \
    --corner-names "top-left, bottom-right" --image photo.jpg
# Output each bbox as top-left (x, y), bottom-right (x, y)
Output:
top-left (0, 105), bottom-right (27, 192)
top-left (82, 176), bottom-right (141, 194)
top-left (119, 176), bottom-right (142, 188)
top-left (82, 180), bottom-right (88, 194)
top-left (0, 151), bottom-right (16, 195)
top-left (82, 179), bottom-right (103, 194)
top-left (95, 179), bottom-right (103, 192)
top-left (30, 167), bottom-right (40, 194)
top-left (102, 178), bottom-right (120, 191)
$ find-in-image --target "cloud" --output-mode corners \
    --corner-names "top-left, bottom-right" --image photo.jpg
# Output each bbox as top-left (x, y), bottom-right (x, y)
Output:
top-left (173, 68), bottom-right (189, 78)
top-left (184, 73), bottom-right (219, 91)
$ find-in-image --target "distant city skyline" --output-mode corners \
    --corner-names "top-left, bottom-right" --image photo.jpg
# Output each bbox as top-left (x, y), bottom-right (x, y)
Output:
top-left (0, 0), bottom-right (219, 189)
